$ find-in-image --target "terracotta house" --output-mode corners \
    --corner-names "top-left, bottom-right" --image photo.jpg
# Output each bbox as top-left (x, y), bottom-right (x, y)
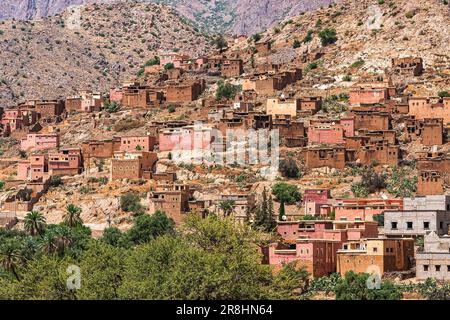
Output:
top-left (20, 133), bottom-right (59, 152)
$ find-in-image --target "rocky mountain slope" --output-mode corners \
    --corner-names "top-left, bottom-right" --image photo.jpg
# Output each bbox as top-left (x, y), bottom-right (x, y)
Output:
top-left (239, 0), bottom-right (450, 95)
top-left (0, 1), bottom-right (212, 107)
top-left (0, 0), bottom-right (336, 34)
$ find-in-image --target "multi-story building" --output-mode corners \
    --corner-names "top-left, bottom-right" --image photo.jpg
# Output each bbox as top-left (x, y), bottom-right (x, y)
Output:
top-left (416, 232), bottom-right (450, 280)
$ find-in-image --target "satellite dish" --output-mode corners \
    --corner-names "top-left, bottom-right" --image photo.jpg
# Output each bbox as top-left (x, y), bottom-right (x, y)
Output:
top-left (282, 215), bottom-right (287, 221)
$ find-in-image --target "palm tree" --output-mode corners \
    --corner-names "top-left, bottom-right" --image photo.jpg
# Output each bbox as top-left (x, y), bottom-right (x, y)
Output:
top-left (0, 240), bottom-right (24, 281)
top-left (24, 211), bottom-right (46, 236)
top-left (63, 204), bottom-right (83, 228)
top-left (219, 200), bottom-right (235, 217)
top-left (40, 226), bottom-right (73, 256)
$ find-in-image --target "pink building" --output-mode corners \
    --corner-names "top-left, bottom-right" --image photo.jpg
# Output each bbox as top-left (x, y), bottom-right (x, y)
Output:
top-left (120, 136), bottom-right (156, 153)
top-left (48, 148), bottom-right (83, 176)
top-left (268, 219), bottom-right (379, 277)
top-left (304, 189), bottom-right (332, 216)
top-left (20, 133), bottom-right (59, 152)
top-left (159, 126), bottom-right (216, 152)
top-left (334, 198), bottom-right (403, 222)
top-left (17, 154), bottom-right (47, 181)
top-left (308, 124), bottom-right (346, 145)
top-left (349, 87), bottom-right (389, 106)
top-left (1, 109), bottom-right (38, 133)
top-left (109, 87), bottom-right (123, 103)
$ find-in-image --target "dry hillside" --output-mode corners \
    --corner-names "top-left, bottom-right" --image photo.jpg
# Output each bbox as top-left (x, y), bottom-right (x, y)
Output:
top-left (0, 1), bottom-right (213, 107)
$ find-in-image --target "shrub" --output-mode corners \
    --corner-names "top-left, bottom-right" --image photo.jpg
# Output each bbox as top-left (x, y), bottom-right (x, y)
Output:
top-left (120, 193), bottom-right (145, 215)
top-left (292, 39), bottom-right (301, 48)
top-left (438, 91), bottom-right (450, 98)
top-left (318, 28), bottom-right (337, 46)
top-left (103, 101), bottom-right (120, 113)
top-left (48, 176), bottom-right (63, 188)
top-left (164, 63), bottom-right (174, 70)
top-left (168, 105), bottom-right (176, 113)
top-left (0, 180), bottom-right (4, 191)
top-left (343, 74), bottom-right (352, 81)
top-left (350, 59), bottom-right (365, 68)
top-left (386, 166), bottom-right (417, 197)
top-left (303, 30), bottom-right (313, 43)
top-left (215, 80), bottom-right (240, 100)
top-left (279, 158), bottom-right (301, 178)
top-left (271, 182), bottom-right (301, 205)
top-left (251, 33), bottom-right (261, 42)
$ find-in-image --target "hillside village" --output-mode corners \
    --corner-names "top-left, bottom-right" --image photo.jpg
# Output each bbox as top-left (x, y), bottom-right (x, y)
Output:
top-left (0, 0), bottom-right (450, 300)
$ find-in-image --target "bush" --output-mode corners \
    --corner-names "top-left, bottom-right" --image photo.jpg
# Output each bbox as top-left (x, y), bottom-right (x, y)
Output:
top-left (386, 166), bottom-right (417, 197)
top-left (343, 74), bottom-right (352, 81)
top-left (318, 28), bottom-right (337, 46)
top-left (144, 56), bottom-right (160, 66)
top-left (279, 158), bottom-right (301, 178)
top-left (103, 101), bottom-right (120, 113)
top-left (48, 176), bottom-right (63, 188)
top-left (335, 271), bottom-right (402, 300)
top-left (303, 30), bottom-right (313, 43)
top-left (292, 39), bottom-right (301, 49)
top-left (272, 182), bottom-right (301, 205)
top-left (164, 63), bottom-right (174, 70)
top-left (215, 80), bottom-right (240, 100)
top-left (113, 119), bottom-right (143, 132)
top-left (438, 91), bottom-right (450, 98)
top-left (168, 105), bottom-right (176, 113)
top-left (350, 59), bottom-right (365, 68)
top-left (120, 193), bottom-right (145, 215)
top-left (0, 180), bottom-right (4, 191)
top-left (251, 33), bottom-right (261, 42)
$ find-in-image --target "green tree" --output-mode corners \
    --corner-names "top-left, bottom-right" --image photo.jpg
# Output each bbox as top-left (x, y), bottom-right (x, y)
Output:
top-left (164, 63), bottom-right (174, 70)
top-left (254, 188), bottom-right (277, 232)
top-left (271, 182), bottom-right (301, 205)
top-left (278, 199), bottom-right (286, 221)
top-left (24, 211), bottom-right (46, 236)
top-left (335, 271), bottom-right (402, 300)
top-left (215, 80), bottom-right (240, 100)
top-left (219, 199), bottom-right (235, 217)
top-left (303, 30), bottom-right (313, 43)
top-left (120, 193), bottom-right (145, 215)
top-left (101, 227), bottom-right (123, 247)
top-left (124, 211), bottom-right (175, 246)
top-left (318, 28), bottom-right (337, 46)
top-left (76, 241), bottom-right (125, 300)
top-left (213, 35), bottom-right (227, 52)
top-left (292, 39), bottom-right (301, 48)
top-left (0, 239), bottom-right (24, 281)
top-left (438, 91), bottom-right (450, 98)
top-left (63, 204), bottom-right (83, 228)
top-left (279, 157), bottom-right (301, 178)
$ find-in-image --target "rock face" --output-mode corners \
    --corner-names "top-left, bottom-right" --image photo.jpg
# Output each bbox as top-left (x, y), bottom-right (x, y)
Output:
top-left (0, 0), bottom-right (335, 34)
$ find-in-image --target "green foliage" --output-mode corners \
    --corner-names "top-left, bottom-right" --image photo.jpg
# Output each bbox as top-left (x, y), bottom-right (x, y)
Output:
top-left (0, 180), bottom-right (4, 191)
top-left (343, 74), bottom-right (352, 81)
top-left (310, 273), bottom-right (341, 294)
top-left (101, 227), bottom-right (123, 247)
top-left (279, 157), bottom-right (301, 178)
top-left (351, 183), bottom-right (369, 198)
top-left (212, 35), bottom-right (227, 52)
top-left (303, 30), bottom-right (314, 43)
top-left (271, 182), bottom-right (301, 205)
top-left (350, 59), bottom-right (365, 68)
top-left (278, 200), bottom-right (286, 221)
top-left (386, 166), bottom-right (417, 197)
top-left (164, 63), bottom-right (174, 70)
top-left (416, 278), bottom-right (450, 300)
top-left (168, 104), bottom-right (176, 113)
top-left (304, 62), bottom-right (318, 74)
top-left (124, 211), bottom-right (175, 246)
top-left (215, 80), bottom-right (240, 100)
top-left (24, 211), bottom-right (46, 236)
top-left (144, 56), bottom-right (160, 66)
top-left (120, 193), bottom-right (145, 215)
top-left (373, 213), bottom-right (384, 226)
top-left (292, 39), bottom-right (301, 48)
top-left (438, 91), bottom-right (450, 98)
top-left (253, 188), bottom-right (277, 233)
top-left (318, 28), bottom-right (337, 46)
top-left (251, 33), bottom-right (262, 42)
top-left (103, 101), bottom-right (121, 113)
top-left (351, 165), bottom-right (386, 197)
top-left (219, 200), bottom-right (236, 216)
top-left (335, 271), bottom-right (402, 300)
top-left (63, 204), bottom-right (83, 228)
top-left (48, 176), bottom-right (63, 188)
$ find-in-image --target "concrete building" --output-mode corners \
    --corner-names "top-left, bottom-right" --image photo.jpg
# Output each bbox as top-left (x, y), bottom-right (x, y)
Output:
top-left (416, 232), bottom-right (450, 280)
top-left (403, 195), bottom-right (450, 211)
top-left (384, 209), bottom-right (450, 238)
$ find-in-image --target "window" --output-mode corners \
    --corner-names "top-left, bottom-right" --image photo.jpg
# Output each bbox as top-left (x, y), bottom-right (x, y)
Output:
top-left (391, 222), bottom-right (398, 230)
top-left (373, 247), bottom-right (378, 252)
top-left (447, 265), bottom-right (450, 272)
top-left (406, 222), bottom-right (413, 230)
top-left (423, 222), bottom-right (430, 230)
top-left (440, 222), bottom-right (444, 229)
top-left (423, 265), bottom-right (429, 271)
top-left (436, 265), bottom-right (441, 272)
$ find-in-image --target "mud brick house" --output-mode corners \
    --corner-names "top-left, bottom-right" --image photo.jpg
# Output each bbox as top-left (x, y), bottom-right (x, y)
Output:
top-left (272, 115), bottom-right (306, 145)
top-left (111, 151), bottom-right (158, 180)
top-left (266, 98), bottom-right (298, 117)
top-left (304, 189), bottom-right (332, 216)
top-left (1, 108), bottom-right (39, 135)
top-left (357, 142), bottom-right (399, 166)
top-left (119, 135), bottom-right (156, 153)
top-left (148, 183), bottom-right (191, 225)
top-left (391, 57), bottom-right (424, 76)
top-left (65, 96), bottom-right (82, 113)
top-left (255, 41), bottom-right (271, 54)
top-left (298, 97), bottom-right (322, 114)
top-left (256, 63), bottom-right (281, 74)
top-left (336, 238), bottom-right (414, 276)
top-left (384, 209), bottom-right (450, 238)
top-left (267, 219), bottom-right (379, 277)
top-left (159, 125), bottom-right (217, 152)
top-left (66, 91), bottom-right (103, 113)
top-left (334, 198), bottom-right (403, 222)
top-left (352, 110), bottom-right (390, 131)
top-left (405, 118), bottom-right (443, 145)
top-left (307, 118), bottom-right (355, 145)
top-left (159, 51), bottom-right (190, 68)
top-left (349, 87), bottom-right (390, 106)
top-left (17, 154), bottom-right (47, 181)
top-left (416, 232), bottom-right (450, 281)
top-left (33, 100), bottom-right (65, 121)
top-left (301, 146), bottom-right (346, 170)
top-left (2, 187), bottom-right (43, 213)
top-left (417, 156), bottom-right (450, 181)
top-left (364, 130), bottom-right (396, 145)
top-left (81, 137), bottom-right (121, 159)
top-left (213, 194), bottom-right (256, 222)
top-left (418, 170), bottom-right (444, 196)
top-left (109, 87), bottom-right (123, 103)
top-left (166, 67), bottom-right (183, 80)
top-left (121, 84), bottom-right (164, 108)
top-left (166, 80), bottom-right (205, 103)
top-left (409, 97), bottom-right (450, 124)
top-left (20, 133), bottom-right (59, 152)
top-left (221, 59), bottom-right (244, 78)
top-left (48, 148), bottom-right (83, 176)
